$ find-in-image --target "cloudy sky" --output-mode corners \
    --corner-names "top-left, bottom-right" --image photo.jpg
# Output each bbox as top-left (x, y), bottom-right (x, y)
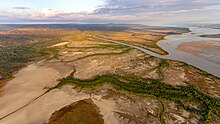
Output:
top-left (0, 0), bottom-right (220, 25)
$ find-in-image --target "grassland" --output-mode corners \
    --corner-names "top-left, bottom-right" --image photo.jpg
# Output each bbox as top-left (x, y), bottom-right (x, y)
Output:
top-left (49, 99), bottom-right (104, 124)
top-left (96, 31), bottom-right (169, 55)
top-left (95, 28), bottom-right (190, 55)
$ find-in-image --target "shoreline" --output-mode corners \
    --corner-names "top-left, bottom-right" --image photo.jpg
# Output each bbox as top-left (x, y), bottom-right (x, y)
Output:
top-left (96, 36), bottom-right (220, 78)
top-left (156, 28), bottom-right (220, 78)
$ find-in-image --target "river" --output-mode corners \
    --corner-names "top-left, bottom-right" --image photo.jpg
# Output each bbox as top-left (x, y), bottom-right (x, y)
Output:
top-left (158, 27), bottom-right (220, 77)
top-left (95, 27), bottom-right (220, 77)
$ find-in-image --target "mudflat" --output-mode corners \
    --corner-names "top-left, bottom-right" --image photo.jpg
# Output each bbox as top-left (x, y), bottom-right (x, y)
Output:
top-left (0, 61), bottom-right (72, 124)
top-left (177, 41), bottom-right (220, 64)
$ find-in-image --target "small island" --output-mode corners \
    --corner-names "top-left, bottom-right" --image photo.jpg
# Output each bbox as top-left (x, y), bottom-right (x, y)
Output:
top-left (200, 34), bottom-right (220, 38)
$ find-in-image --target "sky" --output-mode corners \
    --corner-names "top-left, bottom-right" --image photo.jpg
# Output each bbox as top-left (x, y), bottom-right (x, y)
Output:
top-left (0, 0), bottom-right (220, 25)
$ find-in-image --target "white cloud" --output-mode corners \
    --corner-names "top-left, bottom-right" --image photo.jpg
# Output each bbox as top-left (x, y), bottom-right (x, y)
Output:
top-left (0, 0), bottom-right (220, 24)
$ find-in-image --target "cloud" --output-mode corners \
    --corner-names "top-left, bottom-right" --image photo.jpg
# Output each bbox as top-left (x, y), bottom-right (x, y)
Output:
top-left (94, 0), bottom-right (220, 15)
top-left (13, 7), bottom-right (30, 10)
top-left (92, 0), bottom-right (220, 24)
top-left (0, 0), bottom-right (220, 24)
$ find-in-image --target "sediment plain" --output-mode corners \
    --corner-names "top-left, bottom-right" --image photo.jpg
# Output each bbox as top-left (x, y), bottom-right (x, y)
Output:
top-left (0, 25), bottom-right (219, 124)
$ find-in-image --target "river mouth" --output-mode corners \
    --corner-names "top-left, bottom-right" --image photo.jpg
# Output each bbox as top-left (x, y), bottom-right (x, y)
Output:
top-left (157, 27), bottom-right (220, 77)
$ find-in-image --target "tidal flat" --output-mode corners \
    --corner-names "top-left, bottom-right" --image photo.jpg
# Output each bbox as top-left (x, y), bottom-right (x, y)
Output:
top-left (0, 24), bottom-right (219, 124)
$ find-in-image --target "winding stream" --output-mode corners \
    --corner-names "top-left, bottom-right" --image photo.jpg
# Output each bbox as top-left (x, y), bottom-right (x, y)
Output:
top-left (95, 27), bottom-right (220, 77)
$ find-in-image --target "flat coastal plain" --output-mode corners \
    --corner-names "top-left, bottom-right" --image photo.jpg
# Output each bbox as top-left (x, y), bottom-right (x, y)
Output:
top-left (0, 25), bottom-right (219, 124)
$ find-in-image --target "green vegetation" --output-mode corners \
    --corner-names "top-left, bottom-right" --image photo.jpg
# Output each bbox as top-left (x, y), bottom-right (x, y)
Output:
top-left (157, 100), bottom-right (165, 124)
top-left (151, 59), bottom-right (170, 78)
top-left (55, 74), bottom-right (220, 123)
top-left (0, 35), bottom-right (61, 83)
top-left (49, 99), bottom-right (104, 124)
top-left (0, 45), bottom-right (40, 80)
top-left (0, 44), bottom-right (60, 82)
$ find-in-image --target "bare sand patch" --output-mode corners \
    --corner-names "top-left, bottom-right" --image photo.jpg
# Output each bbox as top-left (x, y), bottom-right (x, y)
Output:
top-left (0, 61), bottom-right (72, 123)
top-left (0, 84), bottom-right (118, 124)
top-left (0, 87), bottom-right (89, 124)
top-left (51, 42), bottom-right (70, 47)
